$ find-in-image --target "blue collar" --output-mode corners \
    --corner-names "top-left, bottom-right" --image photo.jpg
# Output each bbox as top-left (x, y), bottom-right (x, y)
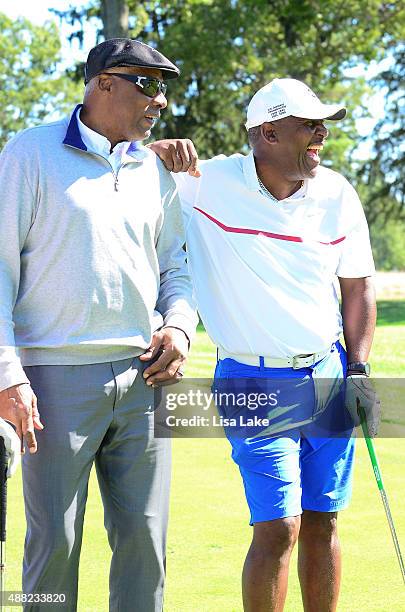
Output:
top-left (63, 105), bottom-right (147, 160)
top-left (63, 104), bottom-right (87, 150)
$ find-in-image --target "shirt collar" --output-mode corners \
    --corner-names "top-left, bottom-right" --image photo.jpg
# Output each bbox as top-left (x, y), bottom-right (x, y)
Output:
top-left (243, 150), bottom-right (261, 192)
top-left (77, 106), bottom-right (124, 157)
top-left (63, 104), bottom-right (86, 150)
top-left (242, 149), bottom-right (312, 202)
top-left (63, 104), bottom-right (148, 161)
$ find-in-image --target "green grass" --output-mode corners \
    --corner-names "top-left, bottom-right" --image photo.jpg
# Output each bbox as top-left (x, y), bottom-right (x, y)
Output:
top-left (376, 300), bottom-right (405, 327)
top-left (6, 300), bottom-right (405, 611)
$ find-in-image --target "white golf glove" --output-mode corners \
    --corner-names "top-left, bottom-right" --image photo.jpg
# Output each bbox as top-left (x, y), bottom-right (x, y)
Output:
top-left (345, 375), bottom-right (381, 437)
top-left (0, 418), bottom-right (21, 477)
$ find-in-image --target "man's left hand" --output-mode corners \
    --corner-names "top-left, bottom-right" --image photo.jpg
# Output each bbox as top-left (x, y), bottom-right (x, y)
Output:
top-left (345, 375), bottom-right (381, 437)
top-left (140, 327), bottom-right (189, 386)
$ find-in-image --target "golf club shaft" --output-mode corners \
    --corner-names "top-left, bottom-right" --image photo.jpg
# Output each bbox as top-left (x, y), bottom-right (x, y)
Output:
top-left (0, 542), bottom-right (3, 612)
top-left (358, 404), bottom-right (405, 585)
top-left (0, 436), bottom-right (7, 611)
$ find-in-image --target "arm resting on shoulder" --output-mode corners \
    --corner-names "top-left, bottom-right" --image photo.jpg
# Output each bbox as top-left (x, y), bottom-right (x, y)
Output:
top-left (147, 139), bottom-right (201, 176)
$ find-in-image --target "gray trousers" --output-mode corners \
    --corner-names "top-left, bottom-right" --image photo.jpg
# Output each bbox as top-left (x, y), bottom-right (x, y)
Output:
top-left (22, 357), bottom-right (171, 612)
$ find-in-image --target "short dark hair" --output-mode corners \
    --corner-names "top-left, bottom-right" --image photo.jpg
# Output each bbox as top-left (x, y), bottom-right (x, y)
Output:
top-left (247, 126), bottom-right (262, 147)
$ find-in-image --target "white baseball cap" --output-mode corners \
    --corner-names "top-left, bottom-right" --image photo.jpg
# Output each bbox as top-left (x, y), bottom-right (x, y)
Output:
top-left (245, 78), bottom-right (346, 129)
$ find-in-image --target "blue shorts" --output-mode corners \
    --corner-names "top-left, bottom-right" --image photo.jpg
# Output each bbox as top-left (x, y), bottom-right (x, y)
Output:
top-left (213, 343), bottom-right (355, 524)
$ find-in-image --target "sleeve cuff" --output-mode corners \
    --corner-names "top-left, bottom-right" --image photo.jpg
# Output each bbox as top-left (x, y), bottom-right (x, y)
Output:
top-left (163, 312), bottom-right (198, 345)
top-left (0, 347), bottom-right (30, 392)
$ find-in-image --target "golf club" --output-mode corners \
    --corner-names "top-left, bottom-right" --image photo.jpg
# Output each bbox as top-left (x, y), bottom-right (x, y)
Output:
top-left (357, 401), bottom-right (405, 586)
top-left (0, 436), bottom-right (8, 612)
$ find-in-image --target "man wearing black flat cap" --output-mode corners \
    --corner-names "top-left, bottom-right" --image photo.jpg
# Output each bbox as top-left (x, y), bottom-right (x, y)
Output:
top-left (0, 38), bottom-right (196, 611)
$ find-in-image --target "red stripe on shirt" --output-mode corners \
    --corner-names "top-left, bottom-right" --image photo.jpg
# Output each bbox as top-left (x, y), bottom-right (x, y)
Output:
top-left (326, 236), bottom-right (346, 245)
top-left (193, 206), bottom-right (345, 246)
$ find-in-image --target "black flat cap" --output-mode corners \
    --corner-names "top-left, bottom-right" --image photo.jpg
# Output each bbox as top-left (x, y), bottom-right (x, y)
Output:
top-left (84, 38), bottom-right (180, 84)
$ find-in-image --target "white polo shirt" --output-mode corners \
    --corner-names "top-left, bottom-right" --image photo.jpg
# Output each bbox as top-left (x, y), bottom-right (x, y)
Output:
top-left (174, 151), bottom-right (375, 358)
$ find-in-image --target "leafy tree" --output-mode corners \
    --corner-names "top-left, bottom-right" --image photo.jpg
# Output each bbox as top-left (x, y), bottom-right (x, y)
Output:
top-left (50, 0), bottom-right (405, 234)
top-left (52, 1), bottom-right (401, 167)
top-left (360, 44), bottom-right (404, 224)
top-left (370, 218), bottom-right (405, 270)
top-left (101, 0), bottom-right (129, 38)
top-left (3, 1), bottom-right (402, 267)
top-left (0, 13), bottom-right (81, 150)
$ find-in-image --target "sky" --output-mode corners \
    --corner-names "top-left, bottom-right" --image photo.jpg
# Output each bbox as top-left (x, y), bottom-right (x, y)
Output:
top-left (0, 0), bottom-right (387, 157)
top-left (0, 0), bottom-right (71, 24)
top-left (0, 0), bottom-right (93, 63)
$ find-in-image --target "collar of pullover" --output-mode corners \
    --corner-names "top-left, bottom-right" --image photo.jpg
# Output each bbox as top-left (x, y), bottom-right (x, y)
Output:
top-left (63, 104), bottom-right (148, 162)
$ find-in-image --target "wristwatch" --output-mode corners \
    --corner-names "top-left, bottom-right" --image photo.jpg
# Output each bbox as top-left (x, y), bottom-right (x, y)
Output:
top-left (346, 362), bottom-right (371, 377)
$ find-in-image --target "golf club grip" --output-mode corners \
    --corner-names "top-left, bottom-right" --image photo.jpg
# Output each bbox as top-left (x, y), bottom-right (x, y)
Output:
top-left (0, 436), bottom-right (7, 542)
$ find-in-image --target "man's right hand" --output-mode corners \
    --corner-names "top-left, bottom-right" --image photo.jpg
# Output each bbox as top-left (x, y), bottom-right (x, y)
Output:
top-left (0, 384), bottom-right (44, 453)
top-left (148, 139), bottom-right (201, 177)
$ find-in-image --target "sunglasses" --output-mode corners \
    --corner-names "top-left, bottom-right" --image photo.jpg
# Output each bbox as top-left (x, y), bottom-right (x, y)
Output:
top-left (104, 73), bottom-right (167, 98)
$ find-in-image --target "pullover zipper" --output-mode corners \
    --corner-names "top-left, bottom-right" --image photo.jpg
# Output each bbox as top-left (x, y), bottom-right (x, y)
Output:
top-left (111, 163), bottom-right (125, 191)
top-left (65, 145), bottom-right (126, 191)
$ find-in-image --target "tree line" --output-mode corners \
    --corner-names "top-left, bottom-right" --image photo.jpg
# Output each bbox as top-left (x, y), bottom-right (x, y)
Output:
top-left (0, 1), bottom-right (404, 268)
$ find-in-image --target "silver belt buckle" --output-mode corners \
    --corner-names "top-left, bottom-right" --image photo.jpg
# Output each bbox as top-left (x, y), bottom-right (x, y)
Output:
top-left (292, 355), bottom-right (302, 369)
top-left (292, 354), bottom-right (315, 369)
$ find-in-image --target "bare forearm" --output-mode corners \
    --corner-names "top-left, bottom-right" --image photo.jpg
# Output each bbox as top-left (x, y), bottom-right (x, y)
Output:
top-left (339, 277), bottom-right (376, 362)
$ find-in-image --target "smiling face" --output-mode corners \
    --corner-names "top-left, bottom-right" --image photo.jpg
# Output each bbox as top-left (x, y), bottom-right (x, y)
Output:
top-left (262, 116), bottom-right (329, 181)
top-left (96, 65), bottom-right (168, 144)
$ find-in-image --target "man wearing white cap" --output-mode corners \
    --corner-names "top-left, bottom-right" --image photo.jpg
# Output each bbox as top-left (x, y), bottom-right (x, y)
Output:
top-left (150, 78), bottom-right (378, 611)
